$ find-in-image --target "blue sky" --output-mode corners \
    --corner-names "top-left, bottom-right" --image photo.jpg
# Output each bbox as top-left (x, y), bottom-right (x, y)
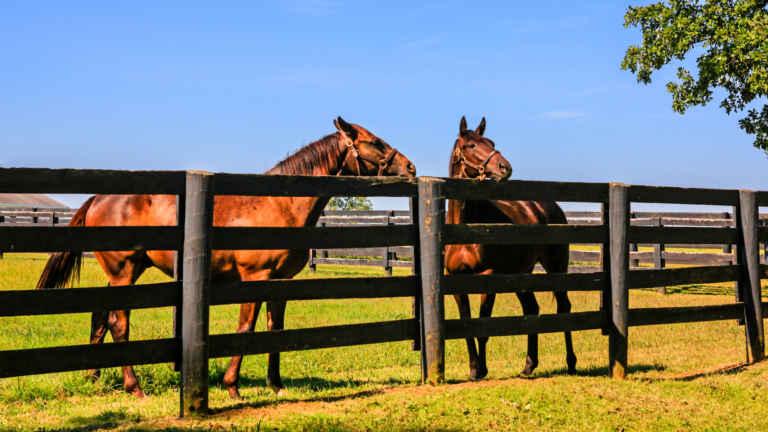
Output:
top-left (2, 1), bottom-right (765, 211)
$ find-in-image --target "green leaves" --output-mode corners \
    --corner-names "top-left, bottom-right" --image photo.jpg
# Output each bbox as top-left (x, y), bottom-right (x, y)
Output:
top-left (326, 197), bottom-right (373, 211)
top-left (622, 0), bottom-right (768, 154)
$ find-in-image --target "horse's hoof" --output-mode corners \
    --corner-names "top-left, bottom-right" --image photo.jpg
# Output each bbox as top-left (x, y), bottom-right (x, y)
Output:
top-left (85, 370), bottom-right (101, 382)
top-left (268, 384), bottom-right (287, 396)
top-left (469, 367), bottom-right (489, 381)
top-left (567, 367), bottom-right (577, 376)
top-left (228, 389), bottom-right (243, 401)
top-left (519, 368), bottom-right (535, 376)
top-left (130, 389), bottom-right (146, 399)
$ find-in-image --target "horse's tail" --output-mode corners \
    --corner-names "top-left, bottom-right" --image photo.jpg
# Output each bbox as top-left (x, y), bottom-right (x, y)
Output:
top-left (35, 196), bottom-right (96, 289)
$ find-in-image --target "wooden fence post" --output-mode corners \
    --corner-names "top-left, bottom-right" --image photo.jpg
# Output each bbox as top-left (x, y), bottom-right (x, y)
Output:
top-left (609, 183), bottom-right (630, 379)
top-left (654, 217), bottom-right (666, 295)
top-left (181, 171), bottom-right (214, 416)
top-left (418, 177), bottom-right (446, 384)
top-left (599, 202), bottom-right (610, 336)
top-left (629, 212), bottom-right (638, 268)
top-left (731, 207), bottom-right (741, 303)
top-left (738, 190), bottom-right (765, 362)
top-left (383, 211), bottom-right (393, 276)
top-left (172, 194), bottom-right (185, 374)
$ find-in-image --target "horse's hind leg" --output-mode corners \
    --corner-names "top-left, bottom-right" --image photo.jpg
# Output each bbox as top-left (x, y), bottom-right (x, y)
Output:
top-left (453, 294), bottom-right (481, 380)
top-left (86, 310), bottom-right (110, 381)
top-left (223, 302), bottom-right (262, 400)
top-left (541, 244), bottom-right (577, 374)
top-left (515, 292), bottom-right (539, 375)
top-left (266, 300), bottom-right (287, 395)
top-left (554, 292), bottom-right (577, 374)
top-left (475, 293), bottom-right (496, 380)
top-left (99, 253), bottom-right (149, 398)
top-left (107, 309), bottom-right (145, 398)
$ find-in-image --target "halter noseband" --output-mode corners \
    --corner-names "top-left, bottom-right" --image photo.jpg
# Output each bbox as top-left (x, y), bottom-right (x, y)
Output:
top-left (452, 146), bottom-right (500, 181)
top-left (337, 130), bottom-right (399, 176)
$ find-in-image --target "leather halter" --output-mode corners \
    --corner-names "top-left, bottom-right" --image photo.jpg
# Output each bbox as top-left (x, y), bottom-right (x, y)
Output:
top-left (336, 129), bottom-right (399, 176)
top-left (452, 145), bottom-right (500, 181)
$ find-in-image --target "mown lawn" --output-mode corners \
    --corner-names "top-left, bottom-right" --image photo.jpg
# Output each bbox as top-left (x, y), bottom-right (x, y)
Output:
top-left (1, 253), bottom-right (767, 431)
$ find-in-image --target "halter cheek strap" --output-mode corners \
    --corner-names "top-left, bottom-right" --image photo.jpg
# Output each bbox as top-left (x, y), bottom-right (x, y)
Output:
top-left (453, 147), bottom-right (500, 181)
top-left (336, 130), bottom-right (399, 177)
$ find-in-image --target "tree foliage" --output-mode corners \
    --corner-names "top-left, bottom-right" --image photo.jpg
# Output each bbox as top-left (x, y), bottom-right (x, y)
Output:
top-left (326, 197), bottom-right (373, 211)
top-left (622, 0), bottom-right (768, 153)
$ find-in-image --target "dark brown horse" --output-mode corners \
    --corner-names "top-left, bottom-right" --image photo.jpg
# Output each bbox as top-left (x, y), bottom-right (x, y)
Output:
top-left (36, 118), bottom-right (416, 399)
top-left (445, 117), bottom-right (576, 380)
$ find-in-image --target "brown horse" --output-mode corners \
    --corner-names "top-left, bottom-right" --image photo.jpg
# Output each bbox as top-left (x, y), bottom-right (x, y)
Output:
top-left (36, 117), bottom-right (416, 399)
top-left (445, 117), bottom-right (576, 380)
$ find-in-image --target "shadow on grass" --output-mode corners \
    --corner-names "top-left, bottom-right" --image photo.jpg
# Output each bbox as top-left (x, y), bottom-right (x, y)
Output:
top-left (640, 362), bottom-right (750, 382)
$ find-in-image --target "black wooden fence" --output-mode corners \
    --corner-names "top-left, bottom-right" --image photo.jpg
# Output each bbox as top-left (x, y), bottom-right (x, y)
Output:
top-left (0, 169), bottom-right (766, 415)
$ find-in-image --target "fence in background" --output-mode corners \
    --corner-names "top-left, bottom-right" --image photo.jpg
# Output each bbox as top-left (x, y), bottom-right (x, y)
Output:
top-left (308, 210), bottom-right (768, 283)
top-left (0, 169), bottom-right (766, 415)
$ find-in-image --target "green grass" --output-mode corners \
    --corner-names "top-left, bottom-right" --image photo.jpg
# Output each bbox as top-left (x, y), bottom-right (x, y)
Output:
top-left (1, 253), bottom-right (767, 431)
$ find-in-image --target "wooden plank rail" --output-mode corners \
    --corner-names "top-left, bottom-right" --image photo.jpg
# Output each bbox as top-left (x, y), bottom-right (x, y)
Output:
top-left (443, 178), bottom-right (609, 202)
top-left (0, 339), bottom-right (178, 378)
top-left (445, 311), bottom-right (606, 340)
top-left (0, 168), bottom-right (186, 195)
top-left (209, 319), bottom-right (418, 358)
top-left (0, 282), bottom-right (180, 317)
top-left (312, 257), bottom-right (412, 267)
top-left (444, 272), bottom-right (606, 295)
top-left (213, 225), bottom-right (417, 250)
top-left (628, 304), bottom-right (744, 326)
top-left (210, 276), bottom-right (419, 304)
top-left (629, 226), bottom-right (739, 245)
top-left (214, 174), bottom-right (418, 197)
top-left (628, 265), bottom-right (741, 289)
top-left (629, 185), bottom-right (739, 206)
top-left (444, 224), bottom-right (608, 245)
top-left (0, 226), bottom-right (182, 253)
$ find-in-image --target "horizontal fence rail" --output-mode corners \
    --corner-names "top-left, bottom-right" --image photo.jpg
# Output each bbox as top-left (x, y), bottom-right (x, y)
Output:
top-left (0, 168), bottom-right (186, 195)
top-left (209, 319), bottom-right (419, 358)
top-left (0, 282), bottom-right (180, 317)
top-left (215, 174), bottom-right (418, 197)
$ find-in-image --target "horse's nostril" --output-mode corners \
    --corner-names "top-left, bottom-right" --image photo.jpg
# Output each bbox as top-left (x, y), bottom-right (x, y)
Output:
top-left (499, 163), bottom-right (508, 172)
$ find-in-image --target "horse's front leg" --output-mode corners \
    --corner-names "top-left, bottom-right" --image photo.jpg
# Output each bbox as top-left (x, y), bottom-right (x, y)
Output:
top-left (515, 292), bottom-right (539, 375)
top-left (453, 294), bottom-right (481, 380)
top-left (554, 291), bottom-right (577, 374)
top-left (266, 300), bottom-right (287, 395)
top-left (107, 309), bottom-right (146, 398)
top-left (85, 311), bottom-right (110, 381)
top-left (223, 302), bottom-right (262, 400)
top-left (475, 293), bottom-right (496, 379)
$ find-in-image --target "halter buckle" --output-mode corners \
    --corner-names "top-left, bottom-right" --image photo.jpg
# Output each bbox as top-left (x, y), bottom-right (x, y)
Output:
top-left (345, 139), bottom-right (354, 148)
top-left (379, 159), bottom-right (388, 169)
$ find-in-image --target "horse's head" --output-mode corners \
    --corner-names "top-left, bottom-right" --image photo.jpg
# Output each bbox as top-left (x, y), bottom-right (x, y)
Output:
top-left (334, 117), bottom-right (417, 178)
top-left (451, 117), bottom-right (511, 181)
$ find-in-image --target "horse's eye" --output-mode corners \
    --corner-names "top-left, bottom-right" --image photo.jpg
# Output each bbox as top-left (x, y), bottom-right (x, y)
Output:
top-left (467, 142), bottom-right (476, 149)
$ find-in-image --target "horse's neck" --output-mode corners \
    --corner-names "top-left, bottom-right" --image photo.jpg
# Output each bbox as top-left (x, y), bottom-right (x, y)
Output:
top-left (284, 196), bottom-right (332, 227)
top-left (447, 199), bottom-right (473, 224)
top-left (269, 139), bottom-right (343, 227)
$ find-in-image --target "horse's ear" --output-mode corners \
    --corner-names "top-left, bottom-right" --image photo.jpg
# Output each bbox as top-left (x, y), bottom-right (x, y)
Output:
top-left (336, 117), bottom-right (358, 141)
top-left (476, 117), bottom-right (486, 136)
top-left (459, 116), bottom-right (467, 134)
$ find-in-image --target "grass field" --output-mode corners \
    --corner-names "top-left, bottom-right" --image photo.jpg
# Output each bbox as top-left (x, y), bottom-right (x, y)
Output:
top-left (1, 253), bottom-right (767, 431)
